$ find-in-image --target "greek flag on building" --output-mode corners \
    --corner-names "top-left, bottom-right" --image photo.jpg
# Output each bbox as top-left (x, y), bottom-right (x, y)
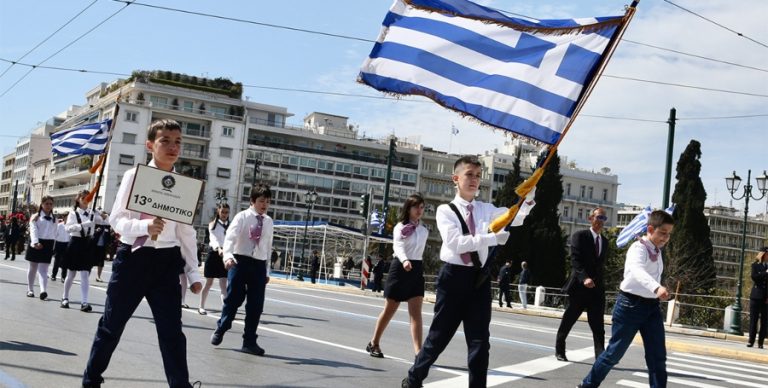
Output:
top-left (50, 119), bottom-right (112, 155)
top-left (359, 0), bottom-right (626, 144)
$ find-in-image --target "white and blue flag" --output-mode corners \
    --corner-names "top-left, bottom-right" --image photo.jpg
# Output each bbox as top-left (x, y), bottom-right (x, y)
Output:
top-left (51, 119), bottom-right (112, 155)
top-left (359, 0), bottom-right (627, 144)
top-left (616, 205), bottom-right (676, 248)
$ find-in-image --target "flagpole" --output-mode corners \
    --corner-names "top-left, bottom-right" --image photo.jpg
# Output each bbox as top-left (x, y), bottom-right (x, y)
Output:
top-left (489, 3), bottom-right (639, 232)
top-left (88, 100), bottom-right (120, 217)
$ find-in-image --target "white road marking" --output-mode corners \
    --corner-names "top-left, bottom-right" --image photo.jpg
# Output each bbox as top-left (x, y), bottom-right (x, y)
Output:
top-left (633, 372), bottom-right (726, 388)
top-left (423, 347), bottom-right (594, 387)
top-left (666, 367), bottom-right (767, 388)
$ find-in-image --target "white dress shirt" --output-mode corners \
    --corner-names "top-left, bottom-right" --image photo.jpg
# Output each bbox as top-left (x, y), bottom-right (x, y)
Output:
top-left (223, 207), bottom-right (273, 264)
top-left (55, 222), bottom-right (71, 243)
top-left (66, 207), bottom-right (104, 238)
top-left (29, 211), bottom-right (57, 244)
top-left (436, 195), bottom-right (508, 266)
top-left (208, 219), bottom-right (228, 251)
top-left (393, 221), bottom-right (428, 263)
top-left (109, 159), bottom-right (202, 285)
top-left (619, 237), bottom-right (664, 299)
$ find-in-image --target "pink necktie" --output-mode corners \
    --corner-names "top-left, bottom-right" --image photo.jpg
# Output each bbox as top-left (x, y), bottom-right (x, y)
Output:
top-left (249, 215), bottom-right (264, 244)
top-left (401, 223), bottom-right (416, 238)
top-left (460, 204), bottom-right (475, 264)
top-left (131, 213), bottom-right (154, 251)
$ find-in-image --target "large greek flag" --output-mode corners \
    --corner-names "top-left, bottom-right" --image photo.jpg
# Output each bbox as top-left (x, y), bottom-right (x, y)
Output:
top-left (359, 0), bottom-right (626, 144)
top-left (50, 119), bottom-right (111, 155)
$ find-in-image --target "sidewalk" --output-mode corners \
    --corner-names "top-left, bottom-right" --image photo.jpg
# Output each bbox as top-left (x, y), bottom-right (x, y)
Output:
top-left (269, 273), bottom-right (768, 364)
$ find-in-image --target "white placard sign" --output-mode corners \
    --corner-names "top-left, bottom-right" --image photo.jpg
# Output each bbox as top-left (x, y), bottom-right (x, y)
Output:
top-left (126, 164), bottom-right (204, 225)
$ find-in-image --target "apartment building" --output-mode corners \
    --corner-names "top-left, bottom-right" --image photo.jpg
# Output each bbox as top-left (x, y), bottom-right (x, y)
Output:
top-left (0, 152), bottom-right (15, 214)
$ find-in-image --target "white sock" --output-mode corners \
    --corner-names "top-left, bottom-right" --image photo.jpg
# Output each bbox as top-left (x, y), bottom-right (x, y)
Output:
top-left (27, 262), bottom-right (38, 292)
top-left (179, 274), bottom-right (187, 304)
top-left (80, 271), bottom-right (89, 304)
top-left (219, 277), bottom-right (228, 299)
top-left (63, 273), bottom-right (75, 300)
top-left (37, 263), bottom-right (49, 293)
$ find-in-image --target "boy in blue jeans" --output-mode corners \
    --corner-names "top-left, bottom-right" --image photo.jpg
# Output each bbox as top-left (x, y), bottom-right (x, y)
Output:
top-left (210, 183), bottom-right (273, 355)
top-left (578, 210), bottom-right (674, 388)
top-left (403, 156), bottom-right (509, 388)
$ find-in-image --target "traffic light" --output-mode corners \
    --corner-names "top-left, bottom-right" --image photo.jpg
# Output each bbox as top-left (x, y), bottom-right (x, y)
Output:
top-left (359, 193), bottom-right (370, 218)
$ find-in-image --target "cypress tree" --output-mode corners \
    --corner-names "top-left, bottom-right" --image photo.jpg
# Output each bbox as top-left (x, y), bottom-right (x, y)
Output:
top-left (666, 140), bottom-right (716, 293)
top-left (524, 152), bottom-right (566, 288)
top-left (493, 149), bottom-right (528, 276)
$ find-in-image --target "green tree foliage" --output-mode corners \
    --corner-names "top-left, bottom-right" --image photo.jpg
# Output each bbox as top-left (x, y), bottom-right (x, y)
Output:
top-left (492, 149), bottom-right (528, 277)
top-left (666, 140), bottom-right (716, 293)
top-left (525, 152), bottom-right (567, 289)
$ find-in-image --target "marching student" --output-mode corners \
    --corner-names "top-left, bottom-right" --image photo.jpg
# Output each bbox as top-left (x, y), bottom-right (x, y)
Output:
top-left (26, 196), bottom-right (57, 300)
top-left (82, 118), bottom-right (203, 388)
top-left (367, 193), bottom-right (428, 358)
top-left (210, 183), bottom-right (273, 356)
top-left (198, 203), bottom-right (230, 315)
top-left (577, 210), bottom-right (675, 388)
top-left (92, 211), bottom-right (112, 282)
top-left (403, 156), bottom-right (509, 388)
top-left (62, 190), bottom-right (104, 312)
top-left (50, 212), bottom-right (70, 282)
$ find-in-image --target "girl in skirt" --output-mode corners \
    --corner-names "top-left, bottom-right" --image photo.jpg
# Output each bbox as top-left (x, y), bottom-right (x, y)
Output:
top-left (198, 203), bottom-right (230, 315)
top-left (62, 190), bottom-right (104, 312)
top-left (26, 196), bottom-right (57, 300)
top-left (367, 194), bottom-right (428, 358)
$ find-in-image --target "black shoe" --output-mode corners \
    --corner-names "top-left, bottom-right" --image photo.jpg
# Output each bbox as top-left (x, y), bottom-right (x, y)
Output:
top-left (507, 304), bottom-right (512, 308)
top-left (366, 342), bottom-right (383, 358)
top-left (40, 291), bottom-right (47, 301)
top-left (26, 291), bottom-right (34, 298)
top-left (747, 343), bottom-right (754, 348)
top-left (401, 377), bottom-right (422, 388)
top-left (210, 331), bottom-right (224, 346)
top-left (61, 298), bottom-right (69, 309)
top-left (759, 344), bottom-right (764, 349)
top-left (50, 276), bottom-right (56, 281)
top-left (80, 303), bottom-right (92, 312)
top-left (555, 353), bottom-right (568, 362)
top-left (241, 343), bottom-right (265, 356)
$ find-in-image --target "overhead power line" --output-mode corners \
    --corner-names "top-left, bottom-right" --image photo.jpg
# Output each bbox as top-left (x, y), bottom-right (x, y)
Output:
top-left (663, 0), bottom-right (768, 49)
top-left (0, 0), bottom-right (100, 80)
top-left (622, 39), bottom-right (768, 73)
top-left (602, 74), bottom-right (768, 98)
top-left (0, 1), bottom-right (133, 99)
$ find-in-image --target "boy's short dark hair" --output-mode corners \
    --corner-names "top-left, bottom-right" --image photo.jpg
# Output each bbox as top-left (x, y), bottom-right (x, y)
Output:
top-left (648, 210), bottom-right (674, 229)
top-left (147, 119), bottom-right (182, 141)
top-left (250, 183), bottom-right (272, 202)
top-left (453, 155), bottom-right (482, 173)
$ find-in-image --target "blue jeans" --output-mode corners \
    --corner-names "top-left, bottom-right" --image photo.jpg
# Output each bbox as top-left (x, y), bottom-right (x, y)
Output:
top-left (581, 292), bottom-right (667, 388)
top-left (216, 255), bottom-right (267, 347)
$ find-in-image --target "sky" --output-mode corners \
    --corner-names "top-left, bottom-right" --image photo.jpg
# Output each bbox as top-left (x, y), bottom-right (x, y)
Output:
top-left (0, 0), bottom-right (766, 214)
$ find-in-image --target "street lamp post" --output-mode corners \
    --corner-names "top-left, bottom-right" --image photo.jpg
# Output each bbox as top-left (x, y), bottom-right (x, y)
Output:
top-left (297, 189), bottom-right (319, 281)
top-left (725, 170), bottom-right (768, 335)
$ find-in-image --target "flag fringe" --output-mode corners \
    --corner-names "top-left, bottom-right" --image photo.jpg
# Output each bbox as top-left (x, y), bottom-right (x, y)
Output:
top-left (404, 0), bottom-right (630, 36)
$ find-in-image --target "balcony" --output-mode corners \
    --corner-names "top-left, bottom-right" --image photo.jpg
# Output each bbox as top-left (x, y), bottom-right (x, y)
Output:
top-left (52, 165), bottom-right (90, 180)
top-left (49, 183), bottom-right (91, 197)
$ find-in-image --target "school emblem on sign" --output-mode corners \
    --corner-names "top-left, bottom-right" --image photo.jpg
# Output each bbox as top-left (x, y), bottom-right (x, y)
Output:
top-left (161, 175), bottom-right (176, 191)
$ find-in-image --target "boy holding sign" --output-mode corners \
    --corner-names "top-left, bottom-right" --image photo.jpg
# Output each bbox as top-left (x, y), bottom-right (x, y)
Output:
top-left (83, 119), bottom-right (203, 388)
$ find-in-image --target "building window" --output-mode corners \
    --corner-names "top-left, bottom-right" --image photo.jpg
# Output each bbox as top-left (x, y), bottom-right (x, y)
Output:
top-left (564, 206), bottom-right (570, 218)
top-left (182, 101), bottom-right (194, 112)
top-left (222, 126), bottom-right (234, 137)
top-left (119, 154), bottom-right (134, 165)
top-left (566, 183), bottom-right (571, 196)
top-left (602, 188), bottom-right (608, 201)
top-left (580, 185), bottom-right (586, 198)
top-left (125, 111), bottom-right (138, 122)
top-left (149, 95), bottom-right (168, 107)
top-left (122, 133), bottom-right (136, 144)
top-left (217, 168), bottom-right (231, 178)
top-left (588, 186), bottom-right (594, 199)
top-left (219, 147), bottom-right (233, 158)
top-left (577, 208), bottom-right (583, 219)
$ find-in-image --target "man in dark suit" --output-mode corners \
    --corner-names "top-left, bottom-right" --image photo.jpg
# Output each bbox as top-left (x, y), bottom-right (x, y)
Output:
top-left (748, 247), bottom-right (768, 348)
top-left (497, 260), bottom-right (512, 308)
top-left (556, 207), bottom-right (608, 361)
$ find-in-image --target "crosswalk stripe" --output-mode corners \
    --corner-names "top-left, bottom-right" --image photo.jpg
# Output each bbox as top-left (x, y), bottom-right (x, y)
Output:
top-left (668, 355), bottom-right (768, 376)
top-left (617, 380), bottom-right (648, 388)
top-left (423, 347), bottom-right (594, 387)
top-left (672, 352), bottom-right (768, 372)
top-left (666, 367), bottom-right (767, 388)
top-left (668, 361), bottom-right (767, 382)
top-left (633, 372), bottom-right (726, 388)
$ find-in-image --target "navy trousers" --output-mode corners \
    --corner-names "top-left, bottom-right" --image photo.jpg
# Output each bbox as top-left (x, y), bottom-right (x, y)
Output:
top-left (83, 244), bottom-right (191, 388)
top-left (216, 255), bottom-right (267, 347)
top-left (407, 263), bottom-right (492, 388)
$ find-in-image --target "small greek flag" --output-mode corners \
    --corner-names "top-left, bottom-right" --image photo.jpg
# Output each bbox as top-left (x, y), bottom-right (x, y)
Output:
top-left (451, 124), bottom-right (459, 135)
top-left (370, 210), bottom-right (383, 228)
top-left (616, 205), bottom-right (675, 248)
top-left (51, 119), bottom-right (111, 155)
top-left (359, 0), bottom-right (626, 144)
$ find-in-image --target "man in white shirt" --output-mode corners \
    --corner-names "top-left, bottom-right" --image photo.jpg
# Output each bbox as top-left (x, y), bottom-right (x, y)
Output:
top-left (578, 210), bottom-right (674, 388)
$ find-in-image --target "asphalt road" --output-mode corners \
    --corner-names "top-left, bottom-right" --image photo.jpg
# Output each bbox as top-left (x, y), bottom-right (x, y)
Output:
top-left (1, 259), bottom-right (766, 388)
